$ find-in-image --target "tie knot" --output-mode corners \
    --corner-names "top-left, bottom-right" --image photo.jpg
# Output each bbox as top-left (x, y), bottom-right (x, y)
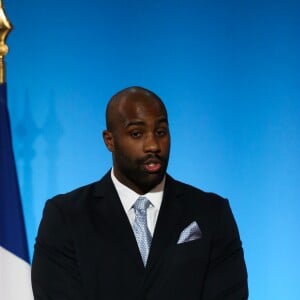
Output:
top-left (133, 196), bottom-right (151, 212)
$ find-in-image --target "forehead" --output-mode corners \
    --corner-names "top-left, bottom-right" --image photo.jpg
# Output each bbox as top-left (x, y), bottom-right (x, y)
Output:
top-left (115, 93), bottom-right (167, 122)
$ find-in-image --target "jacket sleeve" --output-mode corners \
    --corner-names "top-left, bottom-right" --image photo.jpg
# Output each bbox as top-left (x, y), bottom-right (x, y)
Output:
top-left (31, 199), bottom-right (85, 300)
top-left (201, 200), bottom-right (248, 300)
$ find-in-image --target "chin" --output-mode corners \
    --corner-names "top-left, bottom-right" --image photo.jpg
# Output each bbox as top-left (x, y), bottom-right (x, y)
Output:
top-left (144, 173), bottom-right (164, 188)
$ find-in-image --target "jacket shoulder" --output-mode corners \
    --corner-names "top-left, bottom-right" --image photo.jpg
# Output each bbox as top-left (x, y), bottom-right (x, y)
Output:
top-left (48, 171), bottom-right (112, 208)
top-left (166, 175), bottom-right (229, 211)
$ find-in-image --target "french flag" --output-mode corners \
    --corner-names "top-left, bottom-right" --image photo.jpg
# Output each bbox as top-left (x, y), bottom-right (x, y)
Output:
top-left (0, 83), bottom-right (33, 299)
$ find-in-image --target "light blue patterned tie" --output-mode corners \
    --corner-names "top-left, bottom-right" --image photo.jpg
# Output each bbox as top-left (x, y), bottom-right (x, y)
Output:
top-left (132, 196), bottom-right (152, 266)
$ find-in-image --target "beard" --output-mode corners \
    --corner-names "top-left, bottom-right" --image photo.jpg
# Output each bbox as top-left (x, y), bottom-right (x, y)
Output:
top-left (113, 152), bottom-right (169, 194)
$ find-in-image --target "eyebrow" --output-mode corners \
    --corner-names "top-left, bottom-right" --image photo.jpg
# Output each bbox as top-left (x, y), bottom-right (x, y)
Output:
top-left (124, 116), bottom-right (168, 128)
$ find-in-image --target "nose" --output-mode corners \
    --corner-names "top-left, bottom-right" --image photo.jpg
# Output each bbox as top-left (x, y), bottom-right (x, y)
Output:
top-left (143, 133), bottom-right (160, 153)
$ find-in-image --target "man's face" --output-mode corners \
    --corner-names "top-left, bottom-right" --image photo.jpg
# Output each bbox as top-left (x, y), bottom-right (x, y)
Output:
top-left (103, 92), bottom-right (170, 194)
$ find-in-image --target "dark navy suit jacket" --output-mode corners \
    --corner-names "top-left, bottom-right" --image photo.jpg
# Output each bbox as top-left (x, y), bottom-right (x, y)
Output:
top-left (32, 172), bottom-right (248, 299)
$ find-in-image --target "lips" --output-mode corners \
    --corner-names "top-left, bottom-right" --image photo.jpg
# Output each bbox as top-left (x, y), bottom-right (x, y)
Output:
top-left (143, 158), bottom-right (162, 173)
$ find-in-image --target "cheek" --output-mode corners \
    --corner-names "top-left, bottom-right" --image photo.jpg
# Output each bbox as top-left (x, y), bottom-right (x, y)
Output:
top-left (126, 145), bottom-right (143, 161)
top-left (161, 138), bottom-right (171, 153)
top-left (115, 139), bottom-right (142, 159)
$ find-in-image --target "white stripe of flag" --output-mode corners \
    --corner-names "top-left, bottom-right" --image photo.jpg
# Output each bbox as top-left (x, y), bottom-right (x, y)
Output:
top-left (0, 246), bottom-right (33, 299)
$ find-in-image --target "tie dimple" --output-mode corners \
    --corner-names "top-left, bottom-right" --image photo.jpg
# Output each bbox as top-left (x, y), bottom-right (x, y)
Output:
top-left (132, 196), bottom-right (152, 266)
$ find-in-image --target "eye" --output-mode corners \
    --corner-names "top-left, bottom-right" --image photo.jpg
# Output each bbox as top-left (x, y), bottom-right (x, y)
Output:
top-left (130, 130), bottom-right (142, 138)
top-left (156, 128), bottom-right (168, 137)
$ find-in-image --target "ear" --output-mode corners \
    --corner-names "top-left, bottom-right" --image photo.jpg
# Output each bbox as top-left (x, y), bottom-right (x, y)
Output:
top-left (102, 130), bottom-right (114, 152)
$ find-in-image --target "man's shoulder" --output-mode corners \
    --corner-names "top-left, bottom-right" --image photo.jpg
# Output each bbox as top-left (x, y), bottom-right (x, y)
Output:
top-left (166, 174), bottom-right (228, 210)
top-left (48, 171), bottom-right (112, 207)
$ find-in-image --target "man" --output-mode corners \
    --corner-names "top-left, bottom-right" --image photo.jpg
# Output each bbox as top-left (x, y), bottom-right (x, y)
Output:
top-left (31, 86), bottom-right (248, 299)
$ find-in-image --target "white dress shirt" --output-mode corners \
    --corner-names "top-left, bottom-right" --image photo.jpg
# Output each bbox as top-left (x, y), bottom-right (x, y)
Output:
top-left (111, 169), bottom-right (165, 236)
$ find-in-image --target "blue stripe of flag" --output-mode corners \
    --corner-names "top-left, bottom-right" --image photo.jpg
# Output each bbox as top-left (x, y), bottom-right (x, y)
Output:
top-left (0, 82), bottom-right (29, 263)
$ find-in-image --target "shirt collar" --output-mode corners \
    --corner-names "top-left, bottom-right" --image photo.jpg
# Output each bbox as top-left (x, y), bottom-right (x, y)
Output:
top-left (111, 168), bottom-right (165, 213)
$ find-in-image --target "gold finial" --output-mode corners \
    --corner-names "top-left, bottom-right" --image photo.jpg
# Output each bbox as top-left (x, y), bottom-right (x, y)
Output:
top-left (0, 0), bottom-right (12, 83)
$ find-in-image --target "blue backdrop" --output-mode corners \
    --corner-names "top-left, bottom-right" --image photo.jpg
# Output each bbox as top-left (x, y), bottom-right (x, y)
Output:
top-left (5, 1), bottom-right (300, 299)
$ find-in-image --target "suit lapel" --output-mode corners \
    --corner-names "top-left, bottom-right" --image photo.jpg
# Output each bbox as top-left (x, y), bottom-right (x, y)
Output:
top-left (90, 172), bottom-right (144, 271)
top-left (146, 175), bottom-right (185, 272)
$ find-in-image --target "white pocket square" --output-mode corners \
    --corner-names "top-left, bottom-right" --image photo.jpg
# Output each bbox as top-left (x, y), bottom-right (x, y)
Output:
top-left (177, 221), bottom-right (202, 244)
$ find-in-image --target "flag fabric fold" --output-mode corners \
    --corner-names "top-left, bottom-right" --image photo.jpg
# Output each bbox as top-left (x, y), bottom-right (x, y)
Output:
top-left (0, 83), bottom-right (33, 299)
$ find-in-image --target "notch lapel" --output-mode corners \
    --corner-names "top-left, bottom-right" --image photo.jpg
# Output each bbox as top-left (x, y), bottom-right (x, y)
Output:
top-left (146, 175), bottom-right (184, 272)
top-left (90, 173), bottom-right (145, 271)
